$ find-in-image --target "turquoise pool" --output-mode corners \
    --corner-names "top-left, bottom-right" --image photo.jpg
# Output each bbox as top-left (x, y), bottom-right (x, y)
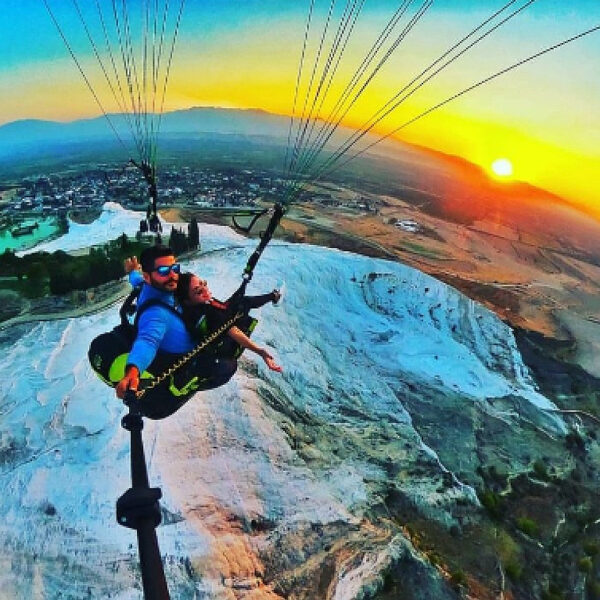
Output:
top-left (0, 217), bottom-right (61, 253)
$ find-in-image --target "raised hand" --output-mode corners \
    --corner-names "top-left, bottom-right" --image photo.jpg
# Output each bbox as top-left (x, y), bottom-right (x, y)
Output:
top-left (123, 256), bottom-right (141, 274)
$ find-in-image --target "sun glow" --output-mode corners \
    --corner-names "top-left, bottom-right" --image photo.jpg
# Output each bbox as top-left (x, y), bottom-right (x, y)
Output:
top-left (491, 158), bottom-right (514, 179)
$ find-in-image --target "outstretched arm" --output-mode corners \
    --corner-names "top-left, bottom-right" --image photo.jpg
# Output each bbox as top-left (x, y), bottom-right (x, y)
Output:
top-left (227, 326), bottom-right (282, 372)
top-left (124, 256), bottom-right (141, 274)
top-left (116, 308), bottom-right (168, 398)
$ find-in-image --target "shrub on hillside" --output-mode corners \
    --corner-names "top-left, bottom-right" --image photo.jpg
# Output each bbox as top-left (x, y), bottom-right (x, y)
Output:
top-left (516, 517), bottom-right (540, 537)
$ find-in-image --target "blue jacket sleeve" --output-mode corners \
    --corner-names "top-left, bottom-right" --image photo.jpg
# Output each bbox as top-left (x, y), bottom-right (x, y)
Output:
top-left (129, 271), bottom-right (144, 287)
top-left (127, 306), bottom-right (168, 373)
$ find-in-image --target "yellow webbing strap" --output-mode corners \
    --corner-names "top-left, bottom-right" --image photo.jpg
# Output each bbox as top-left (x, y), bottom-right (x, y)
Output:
top-left (168, 375), bottom-right (201, 397)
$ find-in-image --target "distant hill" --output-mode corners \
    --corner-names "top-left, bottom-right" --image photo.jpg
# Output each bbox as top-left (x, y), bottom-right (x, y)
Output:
top-left (1, 107), bottom-right (598, 258)
top-left (0, 107), bottom-right (290, 158)
top-left (370, 143), bottom-right (600, 258)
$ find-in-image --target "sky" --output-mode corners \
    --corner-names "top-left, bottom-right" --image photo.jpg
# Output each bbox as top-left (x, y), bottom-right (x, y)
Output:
top-left (0, 1), bottom-right (599, 213)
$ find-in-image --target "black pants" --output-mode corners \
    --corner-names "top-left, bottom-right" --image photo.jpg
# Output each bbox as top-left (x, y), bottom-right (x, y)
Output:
top-left (141, 356), bottom-right (238, 420)
top-left (238, 293), bottom-right (276, 311)
top-left (191, 355), bottom-right (238, 389)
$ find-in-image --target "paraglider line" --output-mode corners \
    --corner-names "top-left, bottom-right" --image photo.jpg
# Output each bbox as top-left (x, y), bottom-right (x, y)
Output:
top-left (42, 0), bottom-right (129, 153)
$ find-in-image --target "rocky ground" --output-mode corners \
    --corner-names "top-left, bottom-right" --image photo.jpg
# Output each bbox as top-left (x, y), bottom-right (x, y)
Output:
top-left (167, 201), bottom-right (600, 599)
top-left (170, 198), bottom-right (600, 375)
top-left (3, 201), bottom-right (600, 599)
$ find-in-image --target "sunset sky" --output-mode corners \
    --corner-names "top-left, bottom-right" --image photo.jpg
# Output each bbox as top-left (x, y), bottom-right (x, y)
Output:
top-left (0, 1), bottom-right (599, 212)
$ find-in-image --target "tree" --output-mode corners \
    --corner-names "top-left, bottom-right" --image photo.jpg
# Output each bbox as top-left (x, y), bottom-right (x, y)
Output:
top-left (49, 263), bottom-right (73, 295)
top-left (0, 249), bottom-right (18, 275)
top-left (169, 227), bottom-right (188, 255)
top-left (26, 262), bottom-right (47, 280)
top-left (57, 212), bottom-right (69, 234)
top-left (25, 262), bottom-right (49, 295)
top-left (188, 217), bottom-right (200, 249)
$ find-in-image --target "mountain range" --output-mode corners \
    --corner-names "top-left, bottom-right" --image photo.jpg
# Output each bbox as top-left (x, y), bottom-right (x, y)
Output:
top-left (0, 107), bottom-right (289, 156)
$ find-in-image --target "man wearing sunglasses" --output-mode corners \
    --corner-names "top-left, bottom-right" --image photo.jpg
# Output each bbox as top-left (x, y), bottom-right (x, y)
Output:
top-left (116, 245), bottom-right (196, 399)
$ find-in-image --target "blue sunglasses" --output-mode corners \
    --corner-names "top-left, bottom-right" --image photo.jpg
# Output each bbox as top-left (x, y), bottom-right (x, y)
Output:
top-left (153, 263), bottom-right (181, 277)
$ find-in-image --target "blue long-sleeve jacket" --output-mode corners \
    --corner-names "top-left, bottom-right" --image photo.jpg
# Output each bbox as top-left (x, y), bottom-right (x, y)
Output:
top-left (126, 273), bottom-right (195, 373)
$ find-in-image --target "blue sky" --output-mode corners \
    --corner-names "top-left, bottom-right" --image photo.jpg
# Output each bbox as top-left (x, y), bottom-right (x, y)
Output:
top-left (0, 1), bottom-right (599, 209)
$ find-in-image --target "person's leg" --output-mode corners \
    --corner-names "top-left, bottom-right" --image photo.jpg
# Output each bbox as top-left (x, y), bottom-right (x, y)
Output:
top-left (203, 357), bottom-right (238, 389)
top-left (241, 292), bottom-right (278, 311)
top-left (184, 354), bottom-right (238, 389)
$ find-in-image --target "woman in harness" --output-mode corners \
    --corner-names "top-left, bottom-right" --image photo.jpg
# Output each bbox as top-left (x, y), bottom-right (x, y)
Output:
top-left (126, 255), bottom-right (282, 359)
top-left (174, 271), bottom-right (283, 372)
top-left (125, 259), bottom-right (283, 381)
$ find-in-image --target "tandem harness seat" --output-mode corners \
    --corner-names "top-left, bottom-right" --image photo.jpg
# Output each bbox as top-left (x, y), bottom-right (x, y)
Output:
top-left (88, 287), bottom-right (256, 420)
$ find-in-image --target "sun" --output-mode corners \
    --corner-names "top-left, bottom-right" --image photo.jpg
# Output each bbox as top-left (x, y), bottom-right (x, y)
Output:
top-left (490, 158), bottom-right (514, 179)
